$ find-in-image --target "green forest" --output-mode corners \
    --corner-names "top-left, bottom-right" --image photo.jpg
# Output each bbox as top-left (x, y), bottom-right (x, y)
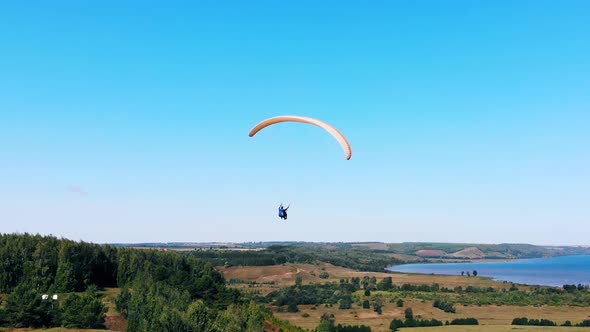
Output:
top-left (0, 233), bottom-right (264, 331)
top-left (0, 233), bottom-right (379, 332)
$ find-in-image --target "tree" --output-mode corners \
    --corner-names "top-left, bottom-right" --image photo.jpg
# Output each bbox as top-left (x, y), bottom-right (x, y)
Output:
top-left (362, 276), bottom-right (370, 289)
top-left (115, 287), bottom-right (131, 317)
top-left (461, 271), bottom-right (464, 276)
top-left (369, 276), bottom-right (377, 290)
top-left (377, 277), bottom-right (393, 291)
top-left (287, 301), bottom-right (299, 313)
top-left (316, 313), bottom-right (335, 332)
top-left (351, 277), bottom-right (361, 289)
top-left (295, 275), bottom-right (303, 287)
top-left (472, 270), bottom-right (478, 277)
top-left (372, 296), bottom-right (384, 315)
top-left (185, 300), bottom-right (210, 332)
top-left (450, 318), bottom-right (479, 325)
top-left (404, 307), bottom-right (413, 320)
top-left (3, 281), bottom-right (54, 328)
top-left (60, 292), bottom-right (107, 329)
top-left (210, 305), bottom-right (244, 332)
top-left (245, 301), bottom-right (265, 332)
top-left (390, 319), bottom-right (404, 331)
top-left (338, 295), bottom-right (353, 310)
top-left (512, 317), bottom-right (528, 325)
top-left (364, 289), bottom-right (371, 296)
top-left (54, 259), bottom-right (76, 293)
top-left (396, 299), bottom-right (404, 307)
top-left (362, 300), bottom-right (370, 309)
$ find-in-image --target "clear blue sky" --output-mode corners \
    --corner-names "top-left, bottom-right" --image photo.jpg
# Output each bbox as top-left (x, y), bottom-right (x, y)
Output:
top-left (1, 1), bottom-right (588, 245)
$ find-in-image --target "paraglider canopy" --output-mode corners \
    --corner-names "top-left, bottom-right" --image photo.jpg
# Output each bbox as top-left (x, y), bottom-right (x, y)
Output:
top-left (249, 115), bottom-right (352, 160)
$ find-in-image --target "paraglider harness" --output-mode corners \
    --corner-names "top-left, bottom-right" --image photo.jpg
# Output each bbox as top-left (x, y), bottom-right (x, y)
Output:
top-left (278, 204), bottom-right (289, 220)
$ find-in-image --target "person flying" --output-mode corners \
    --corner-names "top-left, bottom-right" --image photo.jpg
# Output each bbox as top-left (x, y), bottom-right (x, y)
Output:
top-left (278, 204), bottom-right (289, 220)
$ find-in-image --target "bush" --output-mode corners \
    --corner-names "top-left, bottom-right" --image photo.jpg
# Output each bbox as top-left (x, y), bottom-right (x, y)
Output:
top-left (450, 318), bottom-right (479, 325)
top-left (433, 300), bottom-right (456, 313)
top-left (336, 323), bottom-right (371, 331)
top-left (362, 300), bottom-right (370, 309)
top-left (512, 317), bottom-right (528, 325)
top-left (389, 317), bottom-right (443, 331)
top-left (287, 302), bottom-right (299, 313)
top-left (396, 299), bottom-right (404, 307)
top-left (404, 308), bottom-right (413, 320)
top-left (511, 317), bottom-right (556, 326)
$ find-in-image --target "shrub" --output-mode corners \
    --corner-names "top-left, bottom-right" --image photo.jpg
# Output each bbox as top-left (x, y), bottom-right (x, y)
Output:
top-left (404, 308), bottom-right (413, 320)
top-left (450, 318), bottom-right (479, 325)
top-left (362, 300), bottom-right (370, 309)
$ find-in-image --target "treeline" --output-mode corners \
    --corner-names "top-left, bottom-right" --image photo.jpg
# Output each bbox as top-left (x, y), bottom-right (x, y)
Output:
top-left (316, 313), bottom-right (372, 332)
top-left (0, 233), bottom-right (115, 329)
top-left (395, 284), bottom-right (590, 307)
top-left (190, 245), bottom-right (402, 272)
top-left (452, 287), bottom-right (590, 306)
top-left (389, 308), bottom-right (478, 331)
top-left (0, 233), bottom-right (275, 332)
top-left (190, 249), bottom-right (286, 266)
top-left (0, 233), bottom-right (117, 294)
top-left (512, 317), bottom-right (590, 327)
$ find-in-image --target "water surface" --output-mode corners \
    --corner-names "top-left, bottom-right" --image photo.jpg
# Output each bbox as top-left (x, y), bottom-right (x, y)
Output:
top-left (386, 255), bottom-right (590, 287)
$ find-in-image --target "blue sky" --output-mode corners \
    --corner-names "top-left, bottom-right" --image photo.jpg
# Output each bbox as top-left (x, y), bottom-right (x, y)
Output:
top-left (1, 1), bottom-right (588, 244)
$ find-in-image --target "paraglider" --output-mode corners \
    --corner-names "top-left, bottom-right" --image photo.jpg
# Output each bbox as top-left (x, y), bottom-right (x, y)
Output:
top-left (278, 203), bottom-right (289, 220)
top-left (248, 115), bottom-right (352, 160)
top-left (249, 115), bottom-right (350, 221)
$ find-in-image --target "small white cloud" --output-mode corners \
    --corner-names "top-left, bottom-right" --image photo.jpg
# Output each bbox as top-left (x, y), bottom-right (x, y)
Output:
top-left (66, 185), bottom-right (88, 197)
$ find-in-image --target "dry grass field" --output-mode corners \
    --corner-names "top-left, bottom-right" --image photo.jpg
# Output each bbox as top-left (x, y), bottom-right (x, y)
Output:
top-left (219, 263), bottom-right (590, 332)
top-left (273, 298), bottom-right (590, 332)
top-left (218, 262), bottom-right (533, 295)
top-left (398, 327), bottom-right (590, 332)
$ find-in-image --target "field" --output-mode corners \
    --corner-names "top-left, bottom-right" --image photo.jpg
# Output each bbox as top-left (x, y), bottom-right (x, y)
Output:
top-left (218, 262), bottom-right (531, 295)
top-left (398, 327), bottom-right (590, 332)
top-left (273, 298), bottom-right (590, 332)
top-left (219, 263), bottom-right (590, 332)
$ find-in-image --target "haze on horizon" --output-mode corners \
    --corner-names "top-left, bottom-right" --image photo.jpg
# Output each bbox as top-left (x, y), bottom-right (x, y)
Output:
top-left (1, 1), bottom-right (588, 245)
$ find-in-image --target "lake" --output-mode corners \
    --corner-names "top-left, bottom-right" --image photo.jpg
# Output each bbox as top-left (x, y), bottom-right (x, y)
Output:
top-left (386, 255), bottom-right (590, 287)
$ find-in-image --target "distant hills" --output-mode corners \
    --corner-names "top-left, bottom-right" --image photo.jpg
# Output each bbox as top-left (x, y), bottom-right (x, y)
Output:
top-left (112, 241), bottom-right (590, 262)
